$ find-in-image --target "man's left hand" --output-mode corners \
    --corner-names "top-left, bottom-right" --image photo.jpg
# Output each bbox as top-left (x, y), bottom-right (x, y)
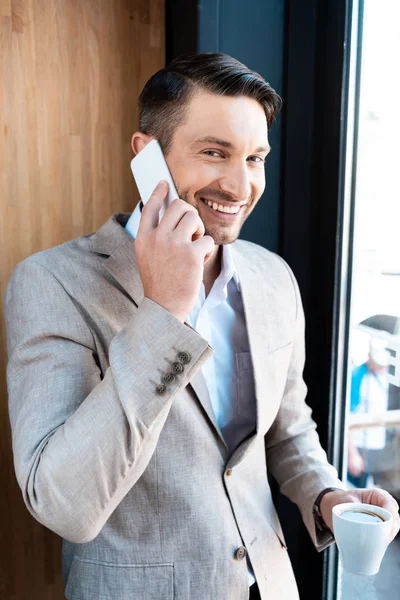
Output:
top-left (320, 488), bottom-right (400, 543)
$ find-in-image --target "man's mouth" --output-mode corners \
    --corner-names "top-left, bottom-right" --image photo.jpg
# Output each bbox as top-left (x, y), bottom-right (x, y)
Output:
top-left (200, 197), bottom-right (244, 215)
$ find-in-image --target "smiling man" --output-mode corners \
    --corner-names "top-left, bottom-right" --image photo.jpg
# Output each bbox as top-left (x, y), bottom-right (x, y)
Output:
top-left (132, 89), bottom-right (270, 299)
top-left (5, 53), bottom-right (399, 600)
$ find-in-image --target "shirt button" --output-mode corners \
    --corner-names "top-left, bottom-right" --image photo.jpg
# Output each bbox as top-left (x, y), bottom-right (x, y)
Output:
top-left (177, 351), bottom-right (191, 364)
top-left (234, 546), bottom-right (247, 561)
top-left (156, 384), bottom-right (167, 395)
top-left (172, 361), bottom-right (184, 374)
top-left (225, 469), bottom-right (233, 477)
top-left (161, 372), bottom-right (176, 384)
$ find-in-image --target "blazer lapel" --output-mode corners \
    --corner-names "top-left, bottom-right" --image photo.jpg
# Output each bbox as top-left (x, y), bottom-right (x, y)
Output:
top-left (228, 242), bottom-right (290, 467)
top-left (91, 213), bottom-right (227, 449)
top-left (92, 212), bottom-right (144, 304)
top-left (231, 245), bottom-right (271, 439)
top-left (190, 370), bottom-right (228, 451)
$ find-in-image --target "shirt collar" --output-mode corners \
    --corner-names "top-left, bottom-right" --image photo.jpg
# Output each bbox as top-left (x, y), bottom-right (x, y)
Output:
top-left (125, 200), bottom-right (142, 240)
top-left (221, 243), bottom-right (240, 292)
top-left (125, 201), bottom-right (241, 292)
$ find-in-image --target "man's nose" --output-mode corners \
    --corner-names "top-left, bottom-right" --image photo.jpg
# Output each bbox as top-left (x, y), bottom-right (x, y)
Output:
top-left (218, 164), bottom-right (252, 202)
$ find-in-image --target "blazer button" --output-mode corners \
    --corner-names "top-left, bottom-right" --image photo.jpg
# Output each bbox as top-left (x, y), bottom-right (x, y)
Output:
top-left (162, 372), bottom-right (176, 384)
top-left (177, 351), bottom-right (191, 364)
top-left (225, 469), bottom-right (233, 477)
top-left (156, 383), bottom-right (167, 395)
top-left (234, 546), bottom-right (247, 561)
top-left (172, 362), bottom-right (184, 374)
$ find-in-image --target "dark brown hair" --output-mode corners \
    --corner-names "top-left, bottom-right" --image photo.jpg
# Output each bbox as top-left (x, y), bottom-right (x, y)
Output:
top-left (138, 53), bottom-right (282, 155)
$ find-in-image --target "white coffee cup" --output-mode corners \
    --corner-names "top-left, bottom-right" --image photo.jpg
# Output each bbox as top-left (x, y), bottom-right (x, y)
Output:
top-left (332, 502), bottom-right (393, 576)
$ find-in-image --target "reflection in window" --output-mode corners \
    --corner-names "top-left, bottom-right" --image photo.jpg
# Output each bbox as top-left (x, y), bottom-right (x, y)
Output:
top-left (339, 0), bottom-right (400, 598)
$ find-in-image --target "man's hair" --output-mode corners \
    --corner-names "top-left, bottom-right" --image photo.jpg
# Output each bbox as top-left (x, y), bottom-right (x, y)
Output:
top-left (138, 53), bottom-right (282, 155)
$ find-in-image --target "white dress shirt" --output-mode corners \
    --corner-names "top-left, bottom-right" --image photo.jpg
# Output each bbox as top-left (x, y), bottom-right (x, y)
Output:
top-left (125, 201), bottom-right (257, 586)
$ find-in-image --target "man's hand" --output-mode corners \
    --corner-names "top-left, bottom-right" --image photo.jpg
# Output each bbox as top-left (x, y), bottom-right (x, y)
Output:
top-left (347, 431), bottom-right (365, 477)
top-left (135, 181), bottom-right (215, 323)
top-left (320, 488), bottom-right (400, 542)
top-left (347, 449), bottom-right (365, 477)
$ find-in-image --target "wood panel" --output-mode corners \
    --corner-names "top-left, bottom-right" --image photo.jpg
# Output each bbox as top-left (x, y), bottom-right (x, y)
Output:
top-left (0, 1), bottom-right (165, 597)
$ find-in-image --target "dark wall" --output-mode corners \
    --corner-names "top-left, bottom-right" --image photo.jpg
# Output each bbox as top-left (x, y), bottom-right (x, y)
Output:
top-left (199, 0), bottom-right (285, 253)
top-left (167, 0), bottom-right (285, 253)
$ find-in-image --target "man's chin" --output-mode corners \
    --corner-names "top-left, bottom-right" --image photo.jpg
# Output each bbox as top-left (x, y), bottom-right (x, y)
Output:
top-left (204, 226), bottom-right (241, 246)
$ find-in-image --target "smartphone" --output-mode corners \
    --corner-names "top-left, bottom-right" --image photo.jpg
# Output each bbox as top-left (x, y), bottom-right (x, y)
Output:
top-left (130, 139), bottom-right (179, 222)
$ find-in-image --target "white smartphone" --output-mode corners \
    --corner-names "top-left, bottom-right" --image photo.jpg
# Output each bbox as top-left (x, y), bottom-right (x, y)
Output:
top-left (130, 139), bottom-right (179, 222)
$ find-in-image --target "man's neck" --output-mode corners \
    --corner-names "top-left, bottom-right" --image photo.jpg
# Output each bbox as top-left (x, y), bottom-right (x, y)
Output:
top-left (203, 245), bottom-right (222, 297)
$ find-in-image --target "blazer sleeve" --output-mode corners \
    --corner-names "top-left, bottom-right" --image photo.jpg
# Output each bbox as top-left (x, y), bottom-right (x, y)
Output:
top-left (264, 257), bottom-right (347, 552)
top-left (5, 257), bottom-right (214, 544)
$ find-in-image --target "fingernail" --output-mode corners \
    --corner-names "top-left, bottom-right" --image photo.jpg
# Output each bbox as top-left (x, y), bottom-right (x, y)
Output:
top-left (159, 180), bottom-right (168, 187)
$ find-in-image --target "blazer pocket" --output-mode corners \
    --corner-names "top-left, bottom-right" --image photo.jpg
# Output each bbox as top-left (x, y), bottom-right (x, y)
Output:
top-left (236, 351), bottom-right (257, 421)
top-left (65, 557), bottom-right (174, 600)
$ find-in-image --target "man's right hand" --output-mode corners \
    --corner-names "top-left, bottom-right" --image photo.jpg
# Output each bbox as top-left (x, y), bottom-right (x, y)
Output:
top-left (135, 181), bottom-right (215, 323)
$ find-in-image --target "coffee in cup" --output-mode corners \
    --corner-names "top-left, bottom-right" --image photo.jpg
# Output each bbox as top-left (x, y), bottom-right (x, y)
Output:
top-left (332, 502), bottom-right (393, 576)
top-left (339, 508), bottom-right (385, 524)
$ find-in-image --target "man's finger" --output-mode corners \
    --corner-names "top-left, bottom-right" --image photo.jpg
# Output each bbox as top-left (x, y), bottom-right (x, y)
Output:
top-left (389, 514), bottom-right (400, 543)
top-left (158, 199), bottom-right (201, 238)
top-left (372, 490), bottom-right (400, 541)
top-left (375, 489), bottom-right (399, 513)
top-left (137, 181), bottom-right (169, 234)
top-left (192, 235), bottom-right (215, 264)
top-left (173, 208), bottom-right (205, 242)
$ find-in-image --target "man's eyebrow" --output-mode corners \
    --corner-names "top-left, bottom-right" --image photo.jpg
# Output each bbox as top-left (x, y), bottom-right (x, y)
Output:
top-left (191, 136), bottom-right (271, 153)
top-left (254, 144), bottom-right (271, 153)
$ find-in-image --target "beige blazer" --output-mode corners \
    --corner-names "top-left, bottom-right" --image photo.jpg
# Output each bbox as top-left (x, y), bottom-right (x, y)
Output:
top-left (5, 212), bottom-right (345, 600)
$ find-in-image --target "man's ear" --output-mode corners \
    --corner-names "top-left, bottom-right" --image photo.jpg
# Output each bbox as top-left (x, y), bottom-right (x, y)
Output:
top-left (131, 132), bottom-right (154, 156)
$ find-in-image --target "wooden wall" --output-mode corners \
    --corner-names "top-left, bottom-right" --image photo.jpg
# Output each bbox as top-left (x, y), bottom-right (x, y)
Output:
top-left (0, 1), bottom-right (165, 597)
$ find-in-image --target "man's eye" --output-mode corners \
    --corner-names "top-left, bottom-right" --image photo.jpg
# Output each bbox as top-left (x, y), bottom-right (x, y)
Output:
top-left (248, 156), bottom-right (265, 163)
top-left (203, 150), bottom-right (223, 158)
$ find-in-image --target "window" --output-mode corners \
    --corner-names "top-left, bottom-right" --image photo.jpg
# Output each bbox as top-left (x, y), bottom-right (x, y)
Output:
top-left (328, 1), bottom-right (400, 597)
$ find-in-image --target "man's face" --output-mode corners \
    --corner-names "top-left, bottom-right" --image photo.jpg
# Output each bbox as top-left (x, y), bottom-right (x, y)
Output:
top-left (165, 92), bottom-right (270, 245)
top-left (367, 359), bottom-right (388, 374)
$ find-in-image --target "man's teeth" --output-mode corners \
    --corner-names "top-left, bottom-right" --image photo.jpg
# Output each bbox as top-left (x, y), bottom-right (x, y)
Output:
top-left (203, 198), bottom-right (241, 214)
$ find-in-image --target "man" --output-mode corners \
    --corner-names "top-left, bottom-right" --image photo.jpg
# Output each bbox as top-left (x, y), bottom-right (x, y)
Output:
top-left (5, 53), bottom-right (399, 599)
top-left (348, 336), bottom-right (390, 488)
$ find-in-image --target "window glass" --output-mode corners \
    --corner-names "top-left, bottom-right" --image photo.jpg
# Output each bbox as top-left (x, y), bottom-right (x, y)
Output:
top-left (339, 1), bottom-right (400, 597)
